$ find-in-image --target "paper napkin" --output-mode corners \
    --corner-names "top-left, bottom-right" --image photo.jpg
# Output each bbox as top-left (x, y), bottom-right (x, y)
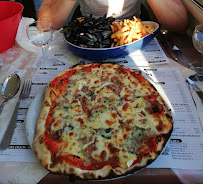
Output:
top-left (9, 163), bottom-right (49, 184)
top-left (15, 17), bottom-right (40, 54)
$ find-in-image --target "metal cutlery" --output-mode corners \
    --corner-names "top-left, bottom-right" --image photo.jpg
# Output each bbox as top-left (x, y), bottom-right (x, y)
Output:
top-left (186, 77), bottom-right (203, 104)
top-left (0, 74), bottom-right (20, 113)
top-left (0, 80), bottom-right (32, 150)
top-left (157, 30), bottom-right (179, 62)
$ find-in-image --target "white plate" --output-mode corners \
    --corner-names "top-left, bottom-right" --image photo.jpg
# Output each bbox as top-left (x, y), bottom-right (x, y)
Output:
top-left (25, 87), bottom-right (45, 149)
top-left (24, 73), bottom-right (172, 181)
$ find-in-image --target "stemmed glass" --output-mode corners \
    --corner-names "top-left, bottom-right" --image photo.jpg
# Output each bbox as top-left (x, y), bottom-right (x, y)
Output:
top-left (190, 24), bottom-right (203, 78)
top-left (26, 20), bottom-right (55, 67)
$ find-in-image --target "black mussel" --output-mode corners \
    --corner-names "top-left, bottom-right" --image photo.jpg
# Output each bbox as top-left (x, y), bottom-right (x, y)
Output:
top-left (102, 39), bottom-right (112, 47)
top-left (83, 22), bottom-right (91, 27)
top-left (86, 33), bottom-right (97, 42)
top-left (101, 30), bottom-right (112, 37)
top-left (64, 28), bottom-right (72, 38)
top-left (87, 41), bottom-right (95, 47)
top-left (79, 44), bottom-right (88, 48)
top-left (80, 35), bottom-right (94, 44)
top-left (86, 28), bottom-right (94, 34)
top-left (94, 41), bottom-right (102, 48)
top-left (95, 33), bottom-right (102, 42)
top-left (105, 17), bottom-right (115, 23)
top-left (94, 17), bottom-right (104, 25)
top-left (73, 40), bottom-right (79, 46)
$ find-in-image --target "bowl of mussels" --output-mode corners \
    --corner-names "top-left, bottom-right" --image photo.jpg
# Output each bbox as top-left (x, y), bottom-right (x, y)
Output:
top-left (62, 14), bottom-right (159, 60)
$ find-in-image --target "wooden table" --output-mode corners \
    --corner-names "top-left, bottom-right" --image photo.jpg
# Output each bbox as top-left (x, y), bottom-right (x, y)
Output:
top-left (38, 168), bottom-right (182, 184)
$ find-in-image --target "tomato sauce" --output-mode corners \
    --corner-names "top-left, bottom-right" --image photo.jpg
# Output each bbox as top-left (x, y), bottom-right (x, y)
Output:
top-left (131, 158), bottom-right (139, 166)
top-left (146, 139), bottom-right (157, 152)
top-left (141, 139), bottom-right (158, 156)
top-left (145, 95), bottom-right (157, 103)
top-left (44, 133), bottom-right (63, 154)
top-left (130, 71), bottom-right (144, 83)
top-left (50, 69), bottom-right (77, 95)
top-left (58, 155), bottom-right (120, 170)
top-left (83, 64), bottom-right (98, 72)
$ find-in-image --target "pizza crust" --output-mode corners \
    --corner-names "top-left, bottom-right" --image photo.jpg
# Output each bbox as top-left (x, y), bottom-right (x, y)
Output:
top-left (33, 85), bottom-right (52, 168)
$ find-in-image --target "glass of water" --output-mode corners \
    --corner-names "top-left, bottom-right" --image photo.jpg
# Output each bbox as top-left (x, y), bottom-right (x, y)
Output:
top-left (191, 24), bottom-right (203, 78)
top-left (26, 20), bottom-right (55, 67)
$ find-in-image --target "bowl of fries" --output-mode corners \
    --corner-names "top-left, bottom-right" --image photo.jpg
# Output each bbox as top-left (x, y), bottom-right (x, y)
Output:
top-left (64, 17), bottom-right (159, 60)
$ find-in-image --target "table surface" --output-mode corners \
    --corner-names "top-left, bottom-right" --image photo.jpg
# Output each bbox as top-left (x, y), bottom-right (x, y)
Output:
top-left (0, 29), bottom-right (202, 184)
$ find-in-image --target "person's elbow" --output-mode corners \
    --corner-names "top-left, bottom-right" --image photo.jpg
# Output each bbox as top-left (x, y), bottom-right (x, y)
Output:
top-left (163, 17), bottom-right (189, 32)
top-left (159, 11), bottom-right (189, 33)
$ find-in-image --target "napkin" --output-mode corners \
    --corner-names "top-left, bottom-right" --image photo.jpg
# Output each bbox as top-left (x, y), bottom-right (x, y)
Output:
top-left (168, 59), bottom-right (196, 78)
top-left (9, 163), bottom-right (49, 184)
top-left (15, 17), bottom-right (40, 54)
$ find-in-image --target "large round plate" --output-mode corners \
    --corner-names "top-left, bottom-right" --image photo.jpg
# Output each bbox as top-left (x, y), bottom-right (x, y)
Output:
top-left (25, 70), bottom-right (172, 181)
top-left (64, 21), bottom-right (159, 60)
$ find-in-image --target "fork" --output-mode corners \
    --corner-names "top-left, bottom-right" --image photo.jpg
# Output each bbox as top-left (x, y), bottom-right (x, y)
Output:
top-left (0, 80), bottom-right (32, 150)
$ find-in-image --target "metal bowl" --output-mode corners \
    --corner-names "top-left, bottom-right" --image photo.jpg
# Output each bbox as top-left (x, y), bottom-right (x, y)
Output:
top-left (64, 21), bottom-right (159, 61)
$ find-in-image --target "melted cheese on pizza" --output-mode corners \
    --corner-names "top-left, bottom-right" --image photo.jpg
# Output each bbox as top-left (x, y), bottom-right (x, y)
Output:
top-left (42, 64), bottom-right (173, 171)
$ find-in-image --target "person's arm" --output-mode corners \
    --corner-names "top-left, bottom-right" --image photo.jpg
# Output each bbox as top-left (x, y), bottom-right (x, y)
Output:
top-left (147, 0), bottom-right (189, 32)
top-left (37, 0), bottom-right (77, 30)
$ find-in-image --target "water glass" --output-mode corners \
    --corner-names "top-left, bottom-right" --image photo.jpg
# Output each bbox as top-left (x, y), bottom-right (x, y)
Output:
top-left (26, 20), bottom-right (55, 67)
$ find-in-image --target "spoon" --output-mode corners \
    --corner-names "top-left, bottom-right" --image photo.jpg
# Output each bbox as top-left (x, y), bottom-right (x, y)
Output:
top-left (0, 74), bottom-right (21, 113)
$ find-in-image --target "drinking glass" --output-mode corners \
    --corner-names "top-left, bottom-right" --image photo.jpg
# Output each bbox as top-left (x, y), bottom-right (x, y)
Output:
top-left (192, 24), bottom-right (203, 54)
top-left (26, 20), bottom-right (55, 67)
top-left (190, 24), bottom-right (203, 78)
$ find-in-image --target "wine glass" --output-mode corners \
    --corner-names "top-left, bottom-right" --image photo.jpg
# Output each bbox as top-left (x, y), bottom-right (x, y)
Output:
top-left (26, 20), bottom-right (56, 67)
top-left (192, 24), bottom-right (203, 54)
top-left (190, 24), bottom-right (203, 78)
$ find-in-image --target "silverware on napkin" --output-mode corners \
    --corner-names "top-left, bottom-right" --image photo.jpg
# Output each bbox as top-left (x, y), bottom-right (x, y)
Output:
top-left (186, 77), bottom-right (203, 103)
top-left (0, 80), bottom-right (32, 150)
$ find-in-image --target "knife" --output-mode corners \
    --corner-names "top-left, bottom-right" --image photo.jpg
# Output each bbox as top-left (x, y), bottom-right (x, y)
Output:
top-left (157, 31), bottom-right (178, 61)
top-left (0, 100), bottom-right (20, 150)
top-left (186, 77), bottom-right (203, 103)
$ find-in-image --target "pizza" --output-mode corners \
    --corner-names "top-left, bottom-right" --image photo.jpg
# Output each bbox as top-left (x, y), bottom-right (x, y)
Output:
top-left (33, 63), bottom-right (173, 180)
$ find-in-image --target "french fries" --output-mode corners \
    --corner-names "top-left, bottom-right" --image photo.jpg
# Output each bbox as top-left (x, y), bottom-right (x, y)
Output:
top-left (110, 16), bottom-right (155, 47)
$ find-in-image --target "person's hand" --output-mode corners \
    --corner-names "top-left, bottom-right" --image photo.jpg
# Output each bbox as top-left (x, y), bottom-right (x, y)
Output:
top-left (37, 0), bottom-right (77, 30)
top-left (147, 0), bottom-right (189, 32)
